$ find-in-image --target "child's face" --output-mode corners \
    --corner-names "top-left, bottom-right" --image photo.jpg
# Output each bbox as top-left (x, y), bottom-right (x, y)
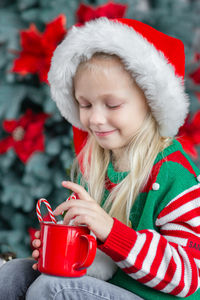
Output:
top-left (74, 57), bottom-right (149, 154)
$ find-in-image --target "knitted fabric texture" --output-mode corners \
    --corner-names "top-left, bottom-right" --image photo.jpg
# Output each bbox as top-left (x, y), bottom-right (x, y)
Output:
top-left (94, 139), bottom-right (200, 299)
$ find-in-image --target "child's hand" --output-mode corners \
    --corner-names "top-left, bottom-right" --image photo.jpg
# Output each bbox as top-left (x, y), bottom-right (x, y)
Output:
top-left (31, 230), bottom-right (41, 270)
top-left (53, 181), bottom-right (114, 243)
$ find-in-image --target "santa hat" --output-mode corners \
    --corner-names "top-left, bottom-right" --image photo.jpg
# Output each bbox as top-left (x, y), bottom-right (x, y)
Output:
top-left (48, 17), bottom-right (189, 155)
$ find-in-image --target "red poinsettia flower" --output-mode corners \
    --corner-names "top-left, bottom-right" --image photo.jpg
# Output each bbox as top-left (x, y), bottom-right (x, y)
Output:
top-left (189, 52), bottom-right (200, 84)
top-left (196, 92), bottom-right (200, 102)
top-left (195, 53), bottom-right (200, 61)
top-left (189, 67), bottom-right (200, 84)
top-left (76, 1), bottom-right (127, 25)
top-left (177, 111), bottom-right (200, 159)
top-left (0, 109), bottom-right (49, 163)
top-left (11, 15), bottom-right (67, 83)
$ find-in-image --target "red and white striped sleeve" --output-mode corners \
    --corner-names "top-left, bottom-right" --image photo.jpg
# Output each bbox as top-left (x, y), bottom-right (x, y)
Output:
top-left (99, 183), bottom-right (200, 297)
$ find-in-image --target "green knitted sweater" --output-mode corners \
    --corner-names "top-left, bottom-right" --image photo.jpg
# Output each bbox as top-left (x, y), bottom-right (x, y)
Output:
top-left (80, 139), bottom-right (200, 299)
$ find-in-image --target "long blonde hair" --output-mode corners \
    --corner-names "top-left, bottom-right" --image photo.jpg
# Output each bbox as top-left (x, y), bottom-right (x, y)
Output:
top-left (71, 53), bottom-right (173, 225)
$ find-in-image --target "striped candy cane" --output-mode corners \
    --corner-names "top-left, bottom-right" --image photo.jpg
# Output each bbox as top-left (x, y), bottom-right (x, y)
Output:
top-left (36, 198), bottom-right (57, 224)
top-left (66, 193), bottom-right (77, 201)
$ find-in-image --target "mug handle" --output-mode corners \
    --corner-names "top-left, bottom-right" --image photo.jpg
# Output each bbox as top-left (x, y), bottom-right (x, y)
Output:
top-left (74, 234), bottom-right (97, 270)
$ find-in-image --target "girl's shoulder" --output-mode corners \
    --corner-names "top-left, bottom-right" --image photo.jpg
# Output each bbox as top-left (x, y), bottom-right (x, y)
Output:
top-left (154, 139), bottom-right (200, 179)
top-left (145, 139), bottom-right (200, 215)
top-left (142, 139), bottom-right (200, 200)
top-left (154, 139), bottom-right (189, 165)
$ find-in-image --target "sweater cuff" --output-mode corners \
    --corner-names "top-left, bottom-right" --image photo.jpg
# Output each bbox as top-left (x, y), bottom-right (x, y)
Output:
top-left (98, 218), bottom-right (137, 261)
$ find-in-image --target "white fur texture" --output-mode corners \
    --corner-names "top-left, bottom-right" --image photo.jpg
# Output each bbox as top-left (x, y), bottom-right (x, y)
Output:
top-left (48, 17), bottom-right (189, 137)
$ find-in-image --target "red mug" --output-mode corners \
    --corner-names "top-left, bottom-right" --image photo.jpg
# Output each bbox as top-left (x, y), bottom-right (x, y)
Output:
top-left (37, 222), bottom-right (97, 277)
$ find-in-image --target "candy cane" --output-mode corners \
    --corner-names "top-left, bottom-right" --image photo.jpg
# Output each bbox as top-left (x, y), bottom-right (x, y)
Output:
top-left (36, 198), bottom-right (57, 224)
top-left (66, 193), bottom-right (77, 201)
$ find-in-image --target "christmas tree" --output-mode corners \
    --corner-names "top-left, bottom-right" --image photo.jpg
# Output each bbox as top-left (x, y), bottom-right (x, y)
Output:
top-left (0, 0), bottom-right (200, 260)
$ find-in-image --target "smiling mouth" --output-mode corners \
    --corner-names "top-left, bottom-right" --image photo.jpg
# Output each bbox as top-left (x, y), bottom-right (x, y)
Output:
top-left (94, 130), bottom-right (116, 137)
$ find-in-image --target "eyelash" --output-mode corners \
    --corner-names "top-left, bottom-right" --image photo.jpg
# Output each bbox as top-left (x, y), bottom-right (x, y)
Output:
top-left (79, 104), bottom-right (120, 109)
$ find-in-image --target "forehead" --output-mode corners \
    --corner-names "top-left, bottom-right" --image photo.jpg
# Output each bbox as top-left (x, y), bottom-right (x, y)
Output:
top-left (74, 55), bottom-right (134, 87)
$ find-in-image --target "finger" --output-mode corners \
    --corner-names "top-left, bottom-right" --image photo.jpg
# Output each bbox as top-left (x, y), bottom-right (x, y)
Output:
top-left (32, 263), bottom-right (38, 271)
top-left (54, 199), bottom-right (90, 216)
top-left (32, 239), bottom-right (41, 248)
top-left (32, 249), bottom-right (40, 259)
top-left (62, 181), bottom-right (92, 201)
top-left (34, 231), bottom-right (40, 239)
top-left (63, 206), bottom-right (93, 225)
top-left (72, 215), bottom-right (92, 227)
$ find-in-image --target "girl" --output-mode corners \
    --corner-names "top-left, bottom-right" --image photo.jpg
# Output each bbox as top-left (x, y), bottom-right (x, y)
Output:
top-left (1, 17), bottom-right (200, 300)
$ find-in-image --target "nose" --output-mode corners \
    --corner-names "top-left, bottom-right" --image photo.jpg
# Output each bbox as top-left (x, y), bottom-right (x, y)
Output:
top-left (89, 107), bottom-right (106, 126)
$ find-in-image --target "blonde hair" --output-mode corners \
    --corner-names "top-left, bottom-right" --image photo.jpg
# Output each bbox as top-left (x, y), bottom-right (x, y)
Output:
top-left (71, 53), bottom-right (173, 226)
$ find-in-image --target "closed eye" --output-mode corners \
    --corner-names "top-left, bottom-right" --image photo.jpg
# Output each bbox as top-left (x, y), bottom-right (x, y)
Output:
top-left (79, 104), bottom-right (91, 109)
top-left (78, 103), bottom-right (121, 109)
top-left (107, 105), bottom-right (121, 109)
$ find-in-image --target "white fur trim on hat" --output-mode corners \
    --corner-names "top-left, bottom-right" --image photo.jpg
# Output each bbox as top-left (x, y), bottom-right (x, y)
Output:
top-left (48, 17), bottom-right (189, 137)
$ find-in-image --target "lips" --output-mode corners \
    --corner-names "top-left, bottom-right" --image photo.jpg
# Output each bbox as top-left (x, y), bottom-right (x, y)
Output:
top-left (94, 129), bottom-right (117, 137)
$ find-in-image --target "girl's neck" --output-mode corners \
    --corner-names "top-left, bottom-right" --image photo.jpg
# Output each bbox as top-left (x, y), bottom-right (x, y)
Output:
top-left (111, 149), bottom-right (130, 172)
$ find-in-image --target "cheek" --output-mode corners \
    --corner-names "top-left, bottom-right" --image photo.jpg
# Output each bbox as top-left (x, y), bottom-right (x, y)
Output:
top-left (111, 107), bottom-right (144, 133)
top-left (110, 110), bottom-right (132, 127)
top-left (79, 111), bottom-right (88, 127)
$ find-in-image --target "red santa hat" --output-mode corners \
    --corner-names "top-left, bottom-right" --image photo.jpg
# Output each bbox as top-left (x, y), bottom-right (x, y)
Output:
top-left (48, 17), bottom-right (189, 156)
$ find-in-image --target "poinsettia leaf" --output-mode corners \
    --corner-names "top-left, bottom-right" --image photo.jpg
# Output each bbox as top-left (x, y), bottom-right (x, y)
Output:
top-left (178, 137), bottom-right (198, 159)
top-left (20, 24), bottom-right (42, 54)
top-left (43, 14), bottom-right (67, 48)
top-left (76, 2), bottom-right (127, 24)
top-left (192, 110), bottom-right (200, 126)
top-left (11, 14), bottom-right (67, 83)
top-left (12, 54), bottom-right (40, 74)
top-left (189, 66), bottom-right (200, 84)
top-left (3, 120), bottom-right (18, 132)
